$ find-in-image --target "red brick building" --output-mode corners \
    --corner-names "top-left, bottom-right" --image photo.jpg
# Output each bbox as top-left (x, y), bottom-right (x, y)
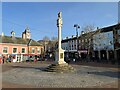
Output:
top-left (0, 27), bottom-right (44, 63)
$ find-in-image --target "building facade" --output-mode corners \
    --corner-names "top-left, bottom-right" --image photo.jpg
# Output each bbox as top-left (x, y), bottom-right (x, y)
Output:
top-left (113, 23), bottom-right (120, 63)
top-left (62, 36), bottom-right (78, 60)
top-left (61, 23), bottom-right (120, 62)
top-left (0, 27), bottom-right (44, 63)
top-left (93, 30), bottom-right (114, 61)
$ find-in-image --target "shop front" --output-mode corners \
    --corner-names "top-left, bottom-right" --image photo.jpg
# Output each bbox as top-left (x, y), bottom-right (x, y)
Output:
top-left (116, 49), bottom-right (120, 64)
top-left (78, 50), bottom-right (88, 59)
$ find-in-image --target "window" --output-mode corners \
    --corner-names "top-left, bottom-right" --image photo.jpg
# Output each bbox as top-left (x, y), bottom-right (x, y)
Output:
top-left (66, 47), bottom-right (68, 50)
top-left (118, 30), bottom-right (120, 34)
top-left (72, 47), bottom-right (73, 50)
top-left (119, 38), bottom-right (120, 43)
top-left (3, 47), bottom-right (8, 53)
top-left (32, 48), bottom-right (35, 53)
top-left (37, 48), bottom-right (40, 53)
top-left (21, 48), bottom-right (25, 53)
top-left (82, 40), bottom-right (84, 43)
top-left (74, 45), bottom-right (76, 49)
top-left (13, 48), bottom-right (17, 53)
top-left (41, 48), bottom-right (43, 54)
top-left (89, 39), bottom-right (91, 41)
top-left (115, 30), bottom-right (117, 34)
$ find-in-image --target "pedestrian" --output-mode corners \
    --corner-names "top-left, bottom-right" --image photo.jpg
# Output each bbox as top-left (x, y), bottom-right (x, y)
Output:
top-left (73, 58), bottom-right (76, 62)
top-left (34, 58), bottom-right (37, 63)
top-left (34, 56), bottom-right (37, 63)
top-left (2, 56), bottom-right (5, 64)
top-left (17, 57), bottom-right (19, 62)
top-left (0, 57), bottom-right (2, 64)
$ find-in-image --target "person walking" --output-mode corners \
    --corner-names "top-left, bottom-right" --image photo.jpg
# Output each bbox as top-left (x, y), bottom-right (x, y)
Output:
top-left (2, 56), bottom-right (5, 64)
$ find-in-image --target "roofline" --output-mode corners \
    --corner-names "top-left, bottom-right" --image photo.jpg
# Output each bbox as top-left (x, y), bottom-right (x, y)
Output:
top-left (62, 23), bottom-right (120, 42)
top-left (0, 43), bottom-right (27, 46)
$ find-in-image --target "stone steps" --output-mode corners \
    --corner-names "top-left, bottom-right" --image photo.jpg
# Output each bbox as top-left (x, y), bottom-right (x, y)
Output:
top-left (45, 64), bottom-right (75, 73)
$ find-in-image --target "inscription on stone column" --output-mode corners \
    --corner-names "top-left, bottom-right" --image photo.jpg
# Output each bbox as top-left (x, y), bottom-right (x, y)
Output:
top-left (60, 53), bottom-right (63, 59)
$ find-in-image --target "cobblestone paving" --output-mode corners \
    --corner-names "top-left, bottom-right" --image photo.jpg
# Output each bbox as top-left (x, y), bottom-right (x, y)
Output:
top-left (2, 63), bottom-right (119, 88)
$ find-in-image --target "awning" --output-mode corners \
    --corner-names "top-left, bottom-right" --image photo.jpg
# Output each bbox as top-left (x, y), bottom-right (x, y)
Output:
top-left (23, 54), bottom-right (40, 56)
top-left (78, 50), bottom-right (88, 53)
top-left (23, 54), bottom-right (35, 56)
top-left (9, 54), bottom-right (16, 56)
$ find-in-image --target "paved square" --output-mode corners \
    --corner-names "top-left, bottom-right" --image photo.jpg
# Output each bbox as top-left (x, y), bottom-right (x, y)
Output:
top-left (2, 62), bottom-right (119, 88)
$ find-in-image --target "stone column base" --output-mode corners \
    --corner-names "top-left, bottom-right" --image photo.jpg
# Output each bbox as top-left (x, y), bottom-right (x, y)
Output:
top-left (45, 63), bottom-right (75, 73)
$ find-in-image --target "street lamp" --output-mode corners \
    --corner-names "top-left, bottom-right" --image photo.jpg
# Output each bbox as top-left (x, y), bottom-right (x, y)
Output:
top-left (27, 39), bottom-right (32, 60)
top-left (74, 24), bottom-right (80, 37)
top-left (74, 24), bottom-right (80, 60)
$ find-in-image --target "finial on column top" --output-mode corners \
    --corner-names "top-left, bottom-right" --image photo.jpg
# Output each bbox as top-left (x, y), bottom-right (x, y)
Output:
top-left (58, 12), bottom-right (62, 18)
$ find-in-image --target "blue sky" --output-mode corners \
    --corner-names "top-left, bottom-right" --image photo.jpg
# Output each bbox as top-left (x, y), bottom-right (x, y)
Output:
top-left (2, 2), bottom-right (118, 40)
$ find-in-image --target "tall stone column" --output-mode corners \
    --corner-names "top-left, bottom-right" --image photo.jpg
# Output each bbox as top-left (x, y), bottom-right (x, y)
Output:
top-left (45, 12), bottom-right (75, 73)
top-left (55, 12), bottom-right (66, 64)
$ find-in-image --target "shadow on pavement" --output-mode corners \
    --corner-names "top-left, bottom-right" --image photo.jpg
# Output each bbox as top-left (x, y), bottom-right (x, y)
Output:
top-left (87, 71), bottom-right (120, 79)
top-left (11, 65), bottom-right (46, 71)
top-left (11, 65), bottom-right (120, 79)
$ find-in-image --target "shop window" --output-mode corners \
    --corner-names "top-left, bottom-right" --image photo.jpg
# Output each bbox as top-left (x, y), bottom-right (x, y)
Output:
top-left (3, 47), bottom-right (8, 53)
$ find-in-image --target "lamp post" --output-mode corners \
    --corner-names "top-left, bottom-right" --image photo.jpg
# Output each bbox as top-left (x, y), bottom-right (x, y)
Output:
top-left (74, 24), bottom-right (80, 59)
top-left (27, 39), bottom-right (32, 60)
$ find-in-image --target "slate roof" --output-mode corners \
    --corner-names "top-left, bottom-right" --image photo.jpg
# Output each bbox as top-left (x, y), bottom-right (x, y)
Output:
top-left (0, 35), bottom-right (42, 46)
top-left (61, 23), bottom-right (120, 43)
top-left (100, 23), bottom-right (120, 32)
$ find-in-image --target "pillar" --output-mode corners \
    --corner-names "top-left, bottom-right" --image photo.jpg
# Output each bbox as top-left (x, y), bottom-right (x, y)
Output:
top-left (98, 50), bottom-right (101, 60)
top-left (106, 50), bottom-right (109, 60)
top-left (55, 12), bottom-right (66, 65)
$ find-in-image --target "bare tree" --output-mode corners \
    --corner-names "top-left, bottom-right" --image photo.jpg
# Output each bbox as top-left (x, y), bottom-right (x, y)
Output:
top-left (48, 37), bottom-right (58, 59)
top-left (80, 24), bottom-right (106, 61)
top-left (42, 36), bottom-right (50, 56)
top-left (43, 36), bottom-right (50, 41)
top-left (41, 36), bottom-right (58, 59)
top-left (51, 36), bottom-right (58, 41)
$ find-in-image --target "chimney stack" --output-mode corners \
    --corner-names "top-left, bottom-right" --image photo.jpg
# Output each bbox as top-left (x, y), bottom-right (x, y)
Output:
top-left (97, 27), bottom-right (99, 30)
top-left (1, 32), bottom-right (4, 36)
top-left (11, 31), bottom-right (15, 40)
top-left (72, 35), bottom-right (74, 38)
top-left (66, 37), bottom-right (68, 39)
top-left (11, 31), bottom-right (15, 37)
